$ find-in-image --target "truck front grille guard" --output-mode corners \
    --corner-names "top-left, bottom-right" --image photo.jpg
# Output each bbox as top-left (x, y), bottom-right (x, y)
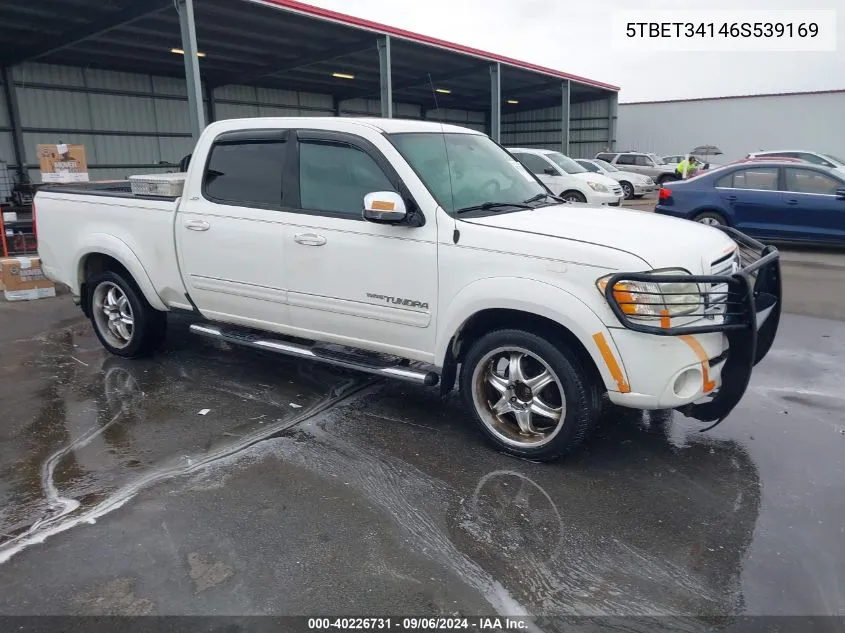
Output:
top-left (603, 226), bottom-right (783, 428)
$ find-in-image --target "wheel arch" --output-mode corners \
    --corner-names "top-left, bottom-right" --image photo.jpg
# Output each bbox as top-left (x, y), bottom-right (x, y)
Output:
top-left (692, 207), bottom-right (732, 226)
top-left (75, 235), bottom-right (167, 314)
top-left (436, 279), bottom-right (628, 397)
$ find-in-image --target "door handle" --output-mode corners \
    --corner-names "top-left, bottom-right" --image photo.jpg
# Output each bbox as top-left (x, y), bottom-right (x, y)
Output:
top-left (294, 233), bottom-right (327, 246)
top-left (184, 219), bottom-right (210, 231)
top-left (726, 195), bottom-right (737, 202)
top-left (786, 199), bottom-right (799, 205)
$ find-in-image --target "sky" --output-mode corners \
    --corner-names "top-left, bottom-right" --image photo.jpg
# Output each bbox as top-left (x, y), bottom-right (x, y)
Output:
top-left (303, 0), bottom-right (844, 102)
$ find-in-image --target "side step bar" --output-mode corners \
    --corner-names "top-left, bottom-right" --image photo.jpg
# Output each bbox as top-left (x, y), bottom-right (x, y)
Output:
top-left (189, 323), bottom-right (439, 387)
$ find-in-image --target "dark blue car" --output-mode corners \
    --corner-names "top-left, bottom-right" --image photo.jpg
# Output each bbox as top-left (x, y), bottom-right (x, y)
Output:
top-left (654, 160), bottom-right (845, 245)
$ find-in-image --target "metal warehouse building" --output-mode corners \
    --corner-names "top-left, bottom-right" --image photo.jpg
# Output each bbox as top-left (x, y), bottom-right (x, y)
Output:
top-left (617, 89), bottom-right (845, 165)
top-left (0, 0), bottom-right (619, 186)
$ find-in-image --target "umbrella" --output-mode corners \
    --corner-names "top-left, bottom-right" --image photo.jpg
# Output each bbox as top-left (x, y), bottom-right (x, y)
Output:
top-left (689, 145), bottom-right (723, 162)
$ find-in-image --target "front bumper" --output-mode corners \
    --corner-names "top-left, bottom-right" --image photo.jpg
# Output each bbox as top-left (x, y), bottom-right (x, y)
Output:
top-left (602, 227), bottom-right (782, 424)
top-left (587, 190), bottom-right (625, 206)
top-left (633, 183), bottom-right (657, 195)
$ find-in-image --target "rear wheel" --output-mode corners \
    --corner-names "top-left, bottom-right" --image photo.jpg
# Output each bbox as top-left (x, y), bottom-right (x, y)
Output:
top-left (619, 181), bottom-right (634, 199)
top-left (693, 211), bottom-right (727, 227)
top-left (87, 270), bottom-right (167, 358)
top-left (460, 329), bottom-right (598, 461)
top-left (561, 190), bottom-right (587, 203)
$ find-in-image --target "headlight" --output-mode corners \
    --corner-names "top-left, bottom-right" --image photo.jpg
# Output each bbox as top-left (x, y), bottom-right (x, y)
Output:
top-left (587, 181), bottom-right (609, 193)
top-left (596, 269), bottom-right (702, 319)
top-left (642, 177), bottom-right (654, 185)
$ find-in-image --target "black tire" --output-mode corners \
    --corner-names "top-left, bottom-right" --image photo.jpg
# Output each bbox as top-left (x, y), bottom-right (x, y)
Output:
top-left (692, 211), bottom-right (727, 227)
top-left (459, 329), bottom-right (599, 461)
top-left (561, 190), bottom-right (587, 203)
top-left (657, 174), bottom-right (676, 186)
top-left (86, 270), bottom-right (167, 358)
top-left (619, 181), bottom-right (635, 200)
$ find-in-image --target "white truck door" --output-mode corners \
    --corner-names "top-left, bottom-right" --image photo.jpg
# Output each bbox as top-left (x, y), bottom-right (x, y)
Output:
top-left (280, 129), bottom-right (438, 361)
top-left (175, 128), bottom-right (292, 329)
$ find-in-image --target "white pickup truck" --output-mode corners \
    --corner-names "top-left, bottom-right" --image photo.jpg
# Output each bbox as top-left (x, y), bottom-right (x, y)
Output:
top-left (35, 117), bottom-right (782, 461)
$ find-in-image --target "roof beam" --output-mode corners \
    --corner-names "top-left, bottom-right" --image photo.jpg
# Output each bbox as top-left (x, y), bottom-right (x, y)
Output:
top-left (209, 38), bottom-right (375, 88)
top-left (342, 62), bottom-right (488, 101)
top-left (6, 0), bottom-right (171, 65)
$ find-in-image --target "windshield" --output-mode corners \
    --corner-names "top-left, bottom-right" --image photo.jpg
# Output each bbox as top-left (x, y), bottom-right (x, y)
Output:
top-left (823, 153), bottom-right (845, 166)
top-left (389, 133), bottom-right (548, 215)
top-left (545, 152), bottom-right (587, 174)
top-left (648, 153), bottom-right (666, 165)
top-left (595, 159), bottom-right (618, 172)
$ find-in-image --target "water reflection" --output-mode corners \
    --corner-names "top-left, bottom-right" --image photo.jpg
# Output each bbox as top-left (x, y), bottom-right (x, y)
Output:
top-left (0, 319), bottom-right (357, 548)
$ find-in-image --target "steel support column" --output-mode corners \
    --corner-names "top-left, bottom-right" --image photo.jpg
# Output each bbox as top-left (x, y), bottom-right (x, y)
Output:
top-left (561, 80), bottom-right (571, 155)
top-left (377, 35), bottom-right (393, 118)
top-left (490, 62), bottom-right (501, 143)
top-left (607, 91), bottom-right (619, 151)
top-left (204, 84), bottom-right (216, 123)
top-left (176, 0), bottom-right (206, 141)
top-left (1, 66), bottom-right (28, 183)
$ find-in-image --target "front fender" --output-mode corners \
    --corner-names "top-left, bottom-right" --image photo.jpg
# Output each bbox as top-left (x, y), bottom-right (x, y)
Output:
top-left (74, 233), bottom-right (168, 311)
top-left (436, 277), bottom-right (631, 394)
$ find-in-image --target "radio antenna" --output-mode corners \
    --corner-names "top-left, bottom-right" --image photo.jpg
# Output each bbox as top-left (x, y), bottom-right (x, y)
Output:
top-left (427, 73), bottom-right (459, 243)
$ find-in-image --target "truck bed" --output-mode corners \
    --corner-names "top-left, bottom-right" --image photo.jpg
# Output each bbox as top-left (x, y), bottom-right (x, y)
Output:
top-left (41, 180), bottom-right (179, 202)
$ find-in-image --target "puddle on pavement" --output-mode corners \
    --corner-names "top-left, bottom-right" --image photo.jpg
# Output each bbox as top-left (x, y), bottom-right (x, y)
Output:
top-left (177, 379), bottom-right (764, 620)
top-left (0, 317), bottom-right (368, 548)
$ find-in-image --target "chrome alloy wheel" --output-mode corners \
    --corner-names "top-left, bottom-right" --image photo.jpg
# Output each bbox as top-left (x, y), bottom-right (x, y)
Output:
top-left (471, 346), bottom-right (566, 448)
top-left (92, 282), bottom-right (135, 349)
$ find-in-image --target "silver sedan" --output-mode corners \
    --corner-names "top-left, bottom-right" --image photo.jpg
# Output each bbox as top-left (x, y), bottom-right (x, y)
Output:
top-left (575, 158), bottom-right (657, 199)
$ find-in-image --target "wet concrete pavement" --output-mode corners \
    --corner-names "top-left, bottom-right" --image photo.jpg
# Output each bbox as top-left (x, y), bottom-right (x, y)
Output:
top-left (0, 292), bottom-right (843, 622)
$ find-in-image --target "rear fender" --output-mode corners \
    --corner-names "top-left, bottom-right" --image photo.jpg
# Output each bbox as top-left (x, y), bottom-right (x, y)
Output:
top-left (436, 277), bottom-right (630, 394)
top-left (74, 233), bottom-right (168, 311)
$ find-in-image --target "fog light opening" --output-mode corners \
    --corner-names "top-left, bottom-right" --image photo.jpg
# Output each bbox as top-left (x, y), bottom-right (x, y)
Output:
top-left (673, 367), bottom-right (702, 399)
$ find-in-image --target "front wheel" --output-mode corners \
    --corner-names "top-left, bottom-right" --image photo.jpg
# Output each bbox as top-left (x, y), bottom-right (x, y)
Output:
top-left (460, 329), bottom-right (598, 461)
top-left (619, 181), bottom-right (635, 199)
top-left (87, 271), bottom-right (167, 358)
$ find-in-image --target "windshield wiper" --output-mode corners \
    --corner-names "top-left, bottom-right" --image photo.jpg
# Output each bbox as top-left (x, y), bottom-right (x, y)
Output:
top-left (455, 201), bottom-right (534, 214)
top-left (523, 192), bottom-right (565, 205)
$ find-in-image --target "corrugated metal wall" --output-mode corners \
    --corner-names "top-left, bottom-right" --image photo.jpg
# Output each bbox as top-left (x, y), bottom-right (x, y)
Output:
top-left (0, 71), bottom-right (16, 172)
top-left (3, 62), bottom-right (488, 184)
top-left (501, 97), bottom-right (613, 158)
top-left (617, 92), bottom-right (845, 163)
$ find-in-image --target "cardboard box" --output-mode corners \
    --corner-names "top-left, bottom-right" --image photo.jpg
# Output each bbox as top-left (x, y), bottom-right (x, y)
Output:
top-left (37, 143), bottom-right (89, 184)
top-left (1, 256), bottom-right (56, 301)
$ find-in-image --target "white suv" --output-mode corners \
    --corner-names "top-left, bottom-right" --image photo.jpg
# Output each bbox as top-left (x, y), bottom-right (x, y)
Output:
top-left (508, 148), bottom-right (624, 206)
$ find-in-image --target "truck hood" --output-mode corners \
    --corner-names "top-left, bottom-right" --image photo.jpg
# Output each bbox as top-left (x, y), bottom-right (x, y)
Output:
top-left (460, 204), bottom-right (736, 271)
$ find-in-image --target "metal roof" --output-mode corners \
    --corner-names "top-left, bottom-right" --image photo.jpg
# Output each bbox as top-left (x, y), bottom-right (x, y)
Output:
top-left (0, 0), bottom-right (617, 112)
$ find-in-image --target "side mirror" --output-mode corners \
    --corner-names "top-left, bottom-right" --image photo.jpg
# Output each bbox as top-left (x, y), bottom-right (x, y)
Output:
top-left (835, 188), bottom-right (845, 201)
top-left (543, 167), bottom-right (558, 176)
top-left (363, 191), bottom-right (408, 224)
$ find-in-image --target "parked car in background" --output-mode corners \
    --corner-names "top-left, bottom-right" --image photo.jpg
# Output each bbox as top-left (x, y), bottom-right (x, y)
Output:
top-left (655, 160), bottom-right (845, 245)
top-left (508, 148), bottom-right (624, 205)
top-left (575, 158), bottom-right (656, 199)
top-left (595, 151), bottom-right (679, 185)
top-left (745, 150), bottom-right (845, 177)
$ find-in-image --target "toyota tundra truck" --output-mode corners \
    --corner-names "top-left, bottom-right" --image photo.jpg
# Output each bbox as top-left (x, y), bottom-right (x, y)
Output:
top-left (34, 117), bottom-right (782, 461)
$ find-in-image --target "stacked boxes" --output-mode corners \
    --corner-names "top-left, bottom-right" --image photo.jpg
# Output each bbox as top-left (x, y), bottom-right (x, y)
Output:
top-left (0, 256), bottom-right (56, 301)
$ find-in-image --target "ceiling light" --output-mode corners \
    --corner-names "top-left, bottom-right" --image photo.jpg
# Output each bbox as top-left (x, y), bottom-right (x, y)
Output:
top-left (170, 48), bottom-right (206, 57)
top-left (507, 99), bottom-right (519, 104)
top-left (332, 72), bottom-right (355, 80)
top-left (435, 88), bottom-right (451, 94)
